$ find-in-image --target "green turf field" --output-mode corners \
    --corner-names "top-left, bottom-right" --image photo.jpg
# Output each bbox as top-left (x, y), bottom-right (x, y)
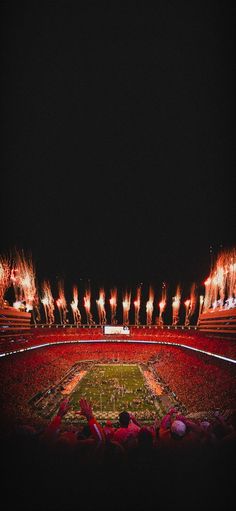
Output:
top-left (68, 364), bottom-right (158, 421)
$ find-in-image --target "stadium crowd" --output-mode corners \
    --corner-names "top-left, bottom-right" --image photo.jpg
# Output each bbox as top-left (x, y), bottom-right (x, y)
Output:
top-left (1, 326), bottom-right (236, 358)
top-left (1, 330), bottom-right (236, 510)
top-left (1, 342), bottom-right (236, 437)
top-left (2, 396), bottom-right (236, 511)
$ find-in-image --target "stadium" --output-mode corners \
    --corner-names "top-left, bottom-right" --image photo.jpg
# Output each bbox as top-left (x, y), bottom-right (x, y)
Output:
top-left (0, 249), bottom-right (236, 511)
top-left (2, 2), bottom-right (236, 508)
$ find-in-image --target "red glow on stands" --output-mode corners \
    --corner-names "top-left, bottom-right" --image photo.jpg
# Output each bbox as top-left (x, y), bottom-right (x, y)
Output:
top-left (0, 327), bottom-right (236, 430)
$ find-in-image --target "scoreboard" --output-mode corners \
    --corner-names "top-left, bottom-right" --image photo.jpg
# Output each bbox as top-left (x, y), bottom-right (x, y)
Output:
top-left (103, 325), bottom-right (130, 335)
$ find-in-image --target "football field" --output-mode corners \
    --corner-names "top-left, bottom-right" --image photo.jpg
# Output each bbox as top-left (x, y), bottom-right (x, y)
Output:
top-left (67, 364), bottom-right (158, 422)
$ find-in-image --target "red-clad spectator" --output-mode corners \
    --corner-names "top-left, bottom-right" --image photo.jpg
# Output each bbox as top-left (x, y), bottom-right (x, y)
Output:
top-left (103, 420), bottom-right (115, 440)
top-left (77, 398), bottom-right (105, 445)
top-left (113, 411), bottom-right (140, 447)
top-left (41, 398), bottom-right (70, 442)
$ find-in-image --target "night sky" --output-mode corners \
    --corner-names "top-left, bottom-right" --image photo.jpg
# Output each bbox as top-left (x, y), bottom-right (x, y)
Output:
top-left (1, 3), bottom-right (235, 320)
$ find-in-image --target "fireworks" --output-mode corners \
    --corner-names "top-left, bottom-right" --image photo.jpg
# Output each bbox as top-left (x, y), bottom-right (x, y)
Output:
top-left (33, 294), bottom-right (41, 324)
top-left (57, 281), bottom-right (68, 325)
top-left (203, 248), bottom-right (236, 312)
top-left (41, 281), bottom-right (55, 325)
top-left (189, 283), bottom-right (197, 316)
top-left (0, 256), bottom-right (11, 308)
top-left (197, 295), bottom-right (204, 325)
top-left (41, 296), bottom-right (49, 324)
top-left (109, 288), bottom-right (117, 325)
top-left (172, 285), bottom-right (181, 325)
top-left (10, 267), bottom-right (21, 301)
top-left (184, 299), bottom-right (191, 326)
top-left (203, 277), bottom-right (212, 311)
top-left (134, 286), bottom-right (141, 326)
top-left (157, 282), bottom-right (167, 326)
top-left (11, 250), bottom-right (38, 314)
top-left (184, 283), bottom-right (197, 326)
top-left (96, 288), bottom-right (106, 325)
top-left (122, 291), bottom-right (131, 326)
top-left (227, 251), bottom-right (236, 301)
top-left (70, 286), bottom-right (82, 326)
top-left (1, 245), bottom-right (236, 326)
top-left (84, 289), bottom-right (95, 325)
top-left (146, 287), bottom-right (154, 326)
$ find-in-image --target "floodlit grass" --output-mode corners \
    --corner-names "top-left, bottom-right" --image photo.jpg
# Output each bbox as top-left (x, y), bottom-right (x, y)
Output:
top-left (68, 364), bottom-right (157, 421)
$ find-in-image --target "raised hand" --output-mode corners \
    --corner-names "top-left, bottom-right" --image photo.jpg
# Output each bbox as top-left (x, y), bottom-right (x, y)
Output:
top-left (58, 398), bottom-right (70, 417)
top-left (77, 398), bottom-right (94, 420)
top-left (168, 407), bottom-right (178, 415)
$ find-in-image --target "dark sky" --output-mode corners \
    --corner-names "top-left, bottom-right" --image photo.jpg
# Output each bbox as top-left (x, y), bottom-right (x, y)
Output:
top-left (1, 2), bottom-right (235, 310)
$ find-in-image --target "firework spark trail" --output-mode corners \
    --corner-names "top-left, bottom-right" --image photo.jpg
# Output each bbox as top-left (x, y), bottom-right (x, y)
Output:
top-left (84, 289), bottom-right (95, 325)
top-left (203, 249), bottom-right (236, 311)
top-left (33, 294), bottom-right (41, 324)
top-left (11, 262), bottom-right (24, 303)
top-left (197, 295), bottom-right (204, 325)
top-left (11, 251), bottom-right (38, 315)
top-left (172, 285), bottom-right (181, 325)
top-left (41, 296), bottom-right (49, 324)
top-left (203, 276), bottom-right (212, 312)
top-left (217, 256), bottom-right (227, 305)
top-left (17, 251), bottom-right (40, 323)
top-left (0, 256), bottom-right (11, 307)
top-left (96, 288), bottom-right (106, 325)
top-left (70, 286), bottom-right (81, 325)
top-left (134, 286), bottom-right (141, 326)
top-left (184, 283), bottom-right (197, 326)
top-left (57, 281), bottom-right (68, 325)
top-left (211, 253), bottom-right (227, 309)
top-left (190, 283), bottom-right (197, 316)
top-left (158, 282), bottom-right (167, 326)
top-left (146, 286), bottom-right (154, 326)
top-left (184, 299), bottom-right (191, 326)
top-left (10, 267), bottom-right (22, 302)
top-left (41, 281), bottom-right (55, 324)
top-left (122, 291), bottom-right (131, 326)
top-left (227, 249), bottom-right (236, 302)
top-left (109, 288), bottom-right (117, 325)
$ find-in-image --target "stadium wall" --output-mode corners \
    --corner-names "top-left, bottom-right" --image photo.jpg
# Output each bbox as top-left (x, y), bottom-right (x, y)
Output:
top-left (198, 308), bottom-right (236, 336)
top-left (0, 307), bottom-right (31, 332)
